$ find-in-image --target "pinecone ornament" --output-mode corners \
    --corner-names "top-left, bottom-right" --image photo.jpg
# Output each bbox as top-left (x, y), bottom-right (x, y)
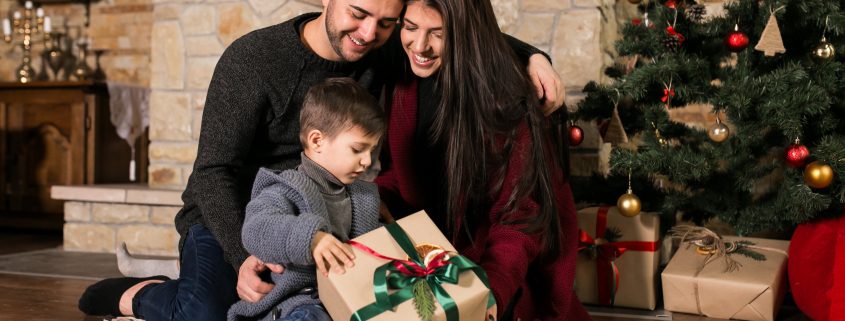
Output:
top-left (662, 35), bottom-right (682, 53)
top-left (686, 4), bottom-right (706, 23)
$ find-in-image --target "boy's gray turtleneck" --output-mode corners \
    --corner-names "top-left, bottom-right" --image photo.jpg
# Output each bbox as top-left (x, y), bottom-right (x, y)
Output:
top-left (297, 153), bottom-right (353, 241)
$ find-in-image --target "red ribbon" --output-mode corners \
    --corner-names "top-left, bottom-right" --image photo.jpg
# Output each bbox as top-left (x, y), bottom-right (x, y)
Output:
top-left (661, 88), bottom-right (675, 103)
top-left (349, 240), bottom-right (452, 277)
top-left (578, 207), bottom-right (659, 305)
top-left (666, 26), bottom-right (686, 44)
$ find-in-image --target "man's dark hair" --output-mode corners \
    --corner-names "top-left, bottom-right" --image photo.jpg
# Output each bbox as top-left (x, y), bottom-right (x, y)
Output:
top-left (300, 77), bottom-right (385, 145)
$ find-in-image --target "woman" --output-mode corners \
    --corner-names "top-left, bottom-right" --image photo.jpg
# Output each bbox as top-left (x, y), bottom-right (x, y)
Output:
top-left (374, 0), bottom-right (589, 320)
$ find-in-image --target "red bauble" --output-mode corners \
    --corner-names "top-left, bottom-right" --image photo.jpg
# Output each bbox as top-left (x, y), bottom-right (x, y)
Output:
top-left (789, 211), bottom-right (845, 321)
top-left (725, 25), bottom-right (750, 52)
top-left (569, 125), bottom-right (584, 146)
top-left (664, 0), bottom-right (677, 9)
top-left (786, 143), bottom-right (810, 167)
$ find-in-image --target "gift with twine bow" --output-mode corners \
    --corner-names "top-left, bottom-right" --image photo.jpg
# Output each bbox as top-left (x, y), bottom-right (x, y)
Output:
top-left (661, 225), bottom-right (789, 321)
top-left (317, 211), bottom-right (495, 321)
top-left (575, 207), bottom-right (661, 309)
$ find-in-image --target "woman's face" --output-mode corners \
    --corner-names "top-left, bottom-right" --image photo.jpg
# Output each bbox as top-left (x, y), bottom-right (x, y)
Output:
top-left (400, 1), bottom-right (443, 78)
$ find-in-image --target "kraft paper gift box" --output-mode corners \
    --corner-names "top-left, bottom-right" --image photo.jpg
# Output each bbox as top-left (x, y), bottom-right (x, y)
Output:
top-left (317, 211), bottom-right (494, 321)
top-left (662, 235), bottom-right (789, 321)
top-left (575, 206), bottom-right (661, 310)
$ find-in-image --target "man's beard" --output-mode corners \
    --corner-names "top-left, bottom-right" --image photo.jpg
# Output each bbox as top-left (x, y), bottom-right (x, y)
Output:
top-left (325, 0), bottom-right (349, 62)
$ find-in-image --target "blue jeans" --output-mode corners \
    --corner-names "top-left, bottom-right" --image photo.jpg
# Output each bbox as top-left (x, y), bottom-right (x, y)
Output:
top-left (133, 224), bottom-right (239, 321)
top-left (270, 304), bottom-right (332, 321)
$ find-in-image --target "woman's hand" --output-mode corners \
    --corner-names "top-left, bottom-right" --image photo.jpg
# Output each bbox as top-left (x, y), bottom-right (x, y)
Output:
top-left (311, 231), bottom-right (355, 276)
top-left (527, 54), bottom-right (566, 116)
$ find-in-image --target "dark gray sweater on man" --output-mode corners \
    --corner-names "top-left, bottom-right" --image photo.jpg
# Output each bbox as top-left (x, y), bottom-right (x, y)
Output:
top-left (173, 12), bottom-right (386, 272)
top-left (226, 157), bottom-right (381, 321)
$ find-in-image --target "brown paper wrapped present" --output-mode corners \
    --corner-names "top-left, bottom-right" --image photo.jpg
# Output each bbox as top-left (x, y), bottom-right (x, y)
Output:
top-left (317, 211), bottom-right (494, 321)
top-left (662, 226), bottom-right (789, 321)
top-left (575, 206), bottom-right (660, 310)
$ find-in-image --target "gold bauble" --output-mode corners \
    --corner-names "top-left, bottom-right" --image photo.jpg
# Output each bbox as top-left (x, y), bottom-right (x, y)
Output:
top-left (617, 192), bottom-right (642, 217)
top-left (708, 122), bottom-right (730, 143)
top-left (812, 38), bottom-right (836, 63)
top-left (627, 0), bottom-right (643, 4)
top-left (804, 161), bottom-right (834, 189)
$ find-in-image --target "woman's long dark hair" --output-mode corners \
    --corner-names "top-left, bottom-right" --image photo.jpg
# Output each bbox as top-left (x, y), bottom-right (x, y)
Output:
top-left (413, 0), bottom-right (567, 260)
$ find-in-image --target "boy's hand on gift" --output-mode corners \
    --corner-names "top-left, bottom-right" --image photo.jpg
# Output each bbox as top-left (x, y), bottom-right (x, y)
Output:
top-left (312, 231), bottom-right (355, 276)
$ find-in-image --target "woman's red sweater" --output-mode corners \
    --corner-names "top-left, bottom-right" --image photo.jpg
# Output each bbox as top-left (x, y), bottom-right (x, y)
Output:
top-left (374, 79), bottom-right (590, 321)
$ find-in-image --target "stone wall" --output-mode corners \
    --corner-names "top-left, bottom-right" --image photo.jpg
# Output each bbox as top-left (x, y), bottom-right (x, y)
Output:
top-left (147, 0), bottom-right (625, 188)
top-left (64, 201), bottom-right (181, 255)
top-left (0, 0), bottom-right (152, 86)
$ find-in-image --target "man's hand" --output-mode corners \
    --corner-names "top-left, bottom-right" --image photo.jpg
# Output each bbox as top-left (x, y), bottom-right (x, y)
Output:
top-left (527, 53), bottom-right (566, 116)
top-left (311, 231), bottom-right (355, 276)
top-left (237, 255), bottom-right (284, 302)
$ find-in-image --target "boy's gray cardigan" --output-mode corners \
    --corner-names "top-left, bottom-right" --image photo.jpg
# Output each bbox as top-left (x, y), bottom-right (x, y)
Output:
top-left (227, 167), bottom-right (381, 321)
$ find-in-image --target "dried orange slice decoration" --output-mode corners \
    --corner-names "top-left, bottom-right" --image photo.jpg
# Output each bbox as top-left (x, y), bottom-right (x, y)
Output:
top-left (412, 243), bottom-right (450, 266)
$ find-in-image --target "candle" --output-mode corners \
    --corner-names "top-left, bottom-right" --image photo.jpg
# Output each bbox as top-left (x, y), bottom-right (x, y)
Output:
top-left (24, 1), bottom-right (33, 9)
top-left (43, 16), bottom-right (51, 33)
top-left (36, 8), bottom-right (44, 18)
top-left (2, 19), bottom-right (10, 36)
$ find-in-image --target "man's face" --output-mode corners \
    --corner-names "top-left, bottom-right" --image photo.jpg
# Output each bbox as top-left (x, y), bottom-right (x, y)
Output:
top-left (324, 0), bottom-right (404, 62)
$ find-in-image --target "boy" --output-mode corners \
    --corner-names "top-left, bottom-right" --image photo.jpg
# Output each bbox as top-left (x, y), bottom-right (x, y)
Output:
top-left (227, 77), bottom-right (384, 321)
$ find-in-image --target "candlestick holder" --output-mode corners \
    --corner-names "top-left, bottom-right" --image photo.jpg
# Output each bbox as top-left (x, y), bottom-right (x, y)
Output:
top-left (3, 1), bottom-right (51, 83)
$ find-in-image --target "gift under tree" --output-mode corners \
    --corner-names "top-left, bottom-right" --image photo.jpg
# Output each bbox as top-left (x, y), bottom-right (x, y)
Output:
top-left (569, 0), bottom-right (844, 319)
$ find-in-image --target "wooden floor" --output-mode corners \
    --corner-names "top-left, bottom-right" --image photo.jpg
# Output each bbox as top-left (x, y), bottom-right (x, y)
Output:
top-left (0, 229), bottom-right (811, 321)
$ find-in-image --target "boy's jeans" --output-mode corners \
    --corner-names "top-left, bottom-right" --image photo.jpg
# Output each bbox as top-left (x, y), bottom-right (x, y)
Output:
top-left (264, 304), bottom-right (332, 321)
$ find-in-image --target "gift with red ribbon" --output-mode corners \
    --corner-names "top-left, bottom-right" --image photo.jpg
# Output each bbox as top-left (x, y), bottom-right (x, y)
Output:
top-left (317, 211), bottom-right (494, 321)
top-left (575, 207), bottom-right (661, 310)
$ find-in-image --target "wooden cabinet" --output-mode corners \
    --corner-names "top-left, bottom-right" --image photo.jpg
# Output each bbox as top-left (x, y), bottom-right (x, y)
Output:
top-left (0, 81), bottom-right (147, 230)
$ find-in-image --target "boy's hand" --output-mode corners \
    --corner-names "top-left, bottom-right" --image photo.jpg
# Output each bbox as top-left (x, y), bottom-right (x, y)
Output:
top-left (311, 231), bottom-right (355, 276)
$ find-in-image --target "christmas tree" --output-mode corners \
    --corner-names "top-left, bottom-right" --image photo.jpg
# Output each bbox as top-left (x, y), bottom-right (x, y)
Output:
top-left (571, 0), bottom-right (845, 235)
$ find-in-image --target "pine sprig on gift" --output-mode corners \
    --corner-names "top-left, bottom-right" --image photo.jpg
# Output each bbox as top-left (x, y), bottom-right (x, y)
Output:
top-left (731, 241), bottom-right (767, 261)
top-left (605, 227), bottom-right (623, 243)
top-left (412, 281), bottom-right (436, 321)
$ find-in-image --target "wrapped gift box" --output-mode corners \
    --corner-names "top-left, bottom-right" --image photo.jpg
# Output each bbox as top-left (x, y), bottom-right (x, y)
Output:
top-left (575, 206), bottom-right (660, 310)
top-left (317, 211), bottom-right (492, 321)
top-left (662, 235), bottom-right (789, 321)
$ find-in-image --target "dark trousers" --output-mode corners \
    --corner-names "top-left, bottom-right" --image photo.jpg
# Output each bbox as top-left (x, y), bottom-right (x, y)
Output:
top-left (133, 224), bottom-right (239, 321)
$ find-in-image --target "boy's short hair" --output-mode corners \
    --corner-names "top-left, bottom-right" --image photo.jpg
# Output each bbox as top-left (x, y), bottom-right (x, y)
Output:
top-left (299, 77), bottom-right (385, 146)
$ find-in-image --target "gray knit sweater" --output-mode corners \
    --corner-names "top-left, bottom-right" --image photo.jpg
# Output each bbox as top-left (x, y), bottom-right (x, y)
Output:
top-left (227, 167), bottom-right (381, 321)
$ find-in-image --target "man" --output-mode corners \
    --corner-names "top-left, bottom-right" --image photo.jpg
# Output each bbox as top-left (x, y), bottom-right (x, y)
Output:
top-left (79, 0), bottom-right (564, 319)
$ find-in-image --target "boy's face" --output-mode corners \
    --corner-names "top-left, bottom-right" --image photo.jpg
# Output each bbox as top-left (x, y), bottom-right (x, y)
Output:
top-left (324, 0), bottom-right (403, 62)
top-left (308, 125), bottom-right (381, 185)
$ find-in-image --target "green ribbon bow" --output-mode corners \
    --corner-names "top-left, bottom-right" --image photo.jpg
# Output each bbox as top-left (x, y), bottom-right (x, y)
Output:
top-left (350, 223), bottom-right (496, 321)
